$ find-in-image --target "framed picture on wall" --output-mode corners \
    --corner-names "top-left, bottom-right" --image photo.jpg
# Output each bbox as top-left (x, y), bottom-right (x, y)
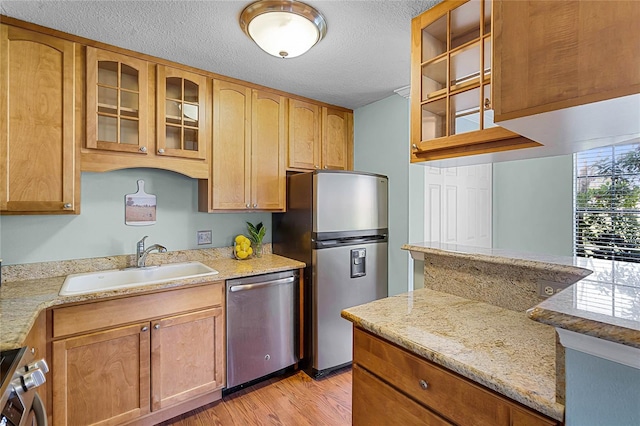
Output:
top-left (125, 179), bottom-right (157, 226)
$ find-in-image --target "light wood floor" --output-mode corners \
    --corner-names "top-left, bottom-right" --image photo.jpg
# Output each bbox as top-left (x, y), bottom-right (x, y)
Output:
top-left (160, 368), bottom-right (352, 426)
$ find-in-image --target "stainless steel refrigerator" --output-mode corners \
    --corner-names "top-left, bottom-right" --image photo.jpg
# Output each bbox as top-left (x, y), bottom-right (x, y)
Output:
top-left (273, 170), bottom-right (388, 378)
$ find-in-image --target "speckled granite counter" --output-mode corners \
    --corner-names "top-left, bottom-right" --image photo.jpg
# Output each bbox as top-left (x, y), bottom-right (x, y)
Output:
top-left (342, 288), bottom-right (563, 421)
top-left (528, 259), bottom-right (640, 349)
top-left (404, 242), bottom-right (640, 349)
top-left (0, 246), bottom-right (304, 351)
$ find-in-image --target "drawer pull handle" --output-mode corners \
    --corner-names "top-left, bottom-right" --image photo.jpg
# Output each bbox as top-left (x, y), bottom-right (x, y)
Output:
top-left (419, 379), bottom-right (429, 390)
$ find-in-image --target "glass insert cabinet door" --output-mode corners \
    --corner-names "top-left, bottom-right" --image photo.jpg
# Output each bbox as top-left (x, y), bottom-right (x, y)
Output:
top-left (86, 47), bottom-right (149, 153)
top-left (415, 0), bottom-right (495, 142)
top-left (156, 66), bottom-right (207, 160)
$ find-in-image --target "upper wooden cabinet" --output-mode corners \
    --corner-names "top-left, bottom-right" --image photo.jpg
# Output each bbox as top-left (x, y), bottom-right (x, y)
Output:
top-left (493, 0), bottom-right (640, 147)
top-left (288, 99), bottom-right (352, 171)
top-left (322, 107), bottom-right (351, 170)
top-left (200, 80), bottom-right (286, 211)
top-left (410, 0), bottom-right (540, 163)
top-left (86, 46), bottom-right (149, 154)
top-left (0, 24), bottom-right (79, 214)
top-left (288, 99), bottom-right (321, 170)
top-left (156, 65), bottom-right (208, 160)
top-left (83, 48), bottom-right (209, 178)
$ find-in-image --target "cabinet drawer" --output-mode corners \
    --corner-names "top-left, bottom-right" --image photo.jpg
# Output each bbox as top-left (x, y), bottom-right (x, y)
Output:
top-left (354, 328), bottom-right (557, 426)
top-left (353, 364), bottom-right (452, 426)
top-left (53, 282), bottom-right (223, 338)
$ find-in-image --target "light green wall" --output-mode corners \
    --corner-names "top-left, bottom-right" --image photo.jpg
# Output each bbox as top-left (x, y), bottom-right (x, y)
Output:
top-left (492, 155), bottom-right (574, 256)
top-left (565, 349), bottom-right (640, 425)
top-left (1, 169), bottom-right (271, 265)
top-left (354, 94), bottom-right (416, 296)
top-left (353, 94), bottom-right (574, 293)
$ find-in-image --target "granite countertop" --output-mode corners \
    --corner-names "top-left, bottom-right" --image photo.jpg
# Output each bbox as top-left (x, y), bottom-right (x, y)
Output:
top-left (404, 242), bottom-right (640, 349)
top-left (528, 261), bottom-right (640, 349)
top-left (0, 248), bottom-right (305, 351)
top-left (342, 288), bottom-right (563, 421)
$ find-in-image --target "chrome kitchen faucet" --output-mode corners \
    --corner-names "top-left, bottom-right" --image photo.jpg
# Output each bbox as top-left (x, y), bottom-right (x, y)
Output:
top-left (136, 236), bottom-right (167, 267)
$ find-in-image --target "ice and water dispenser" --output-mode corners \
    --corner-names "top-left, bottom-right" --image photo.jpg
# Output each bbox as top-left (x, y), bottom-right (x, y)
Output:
top-left (350, 248), bottom-right (366, 278)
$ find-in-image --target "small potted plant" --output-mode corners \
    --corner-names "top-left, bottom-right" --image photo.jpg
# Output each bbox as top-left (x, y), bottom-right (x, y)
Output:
top-left (246, 221), bottom-right (266, 258)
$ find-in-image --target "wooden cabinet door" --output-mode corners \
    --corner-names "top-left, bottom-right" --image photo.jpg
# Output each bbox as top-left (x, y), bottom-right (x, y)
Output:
top-left (353, 365), bottom-right (452, 426)
top-left (0, 25), bottom-right (77, 213)
top-left (150, 307), bottom-right (224, 411)
top-left (409, 0), bottom-right (539, 163)
top-left (493, 0), bottom-right (640, 121)
top-left (23, 311), bottom-right (49, 424)
top-left (288, 99), bottom-right (321, 170)
top-left (250, 89), bottom-right (286, 210)
top-left (212, 80), bottom-right (251, 210)
top-left (86, 47), bottom-right (148, 155)
top-left (52, 322), bottom-right (151, 426)
top-left (321, 107), bottom-right (350, 170)
top-left (157, 65), bottom-right (208, 160)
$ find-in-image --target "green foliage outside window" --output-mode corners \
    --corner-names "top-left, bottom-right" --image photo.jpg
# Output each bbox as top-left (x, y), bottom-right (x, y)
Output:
top-left (575, 144), bottom-right (640, 263)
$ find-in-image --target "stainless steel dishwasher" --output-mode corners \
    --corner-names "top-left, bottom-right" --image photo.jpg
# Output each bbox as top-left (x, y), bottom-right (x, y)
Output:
top-left (226, 270), bottom-right (298, 390)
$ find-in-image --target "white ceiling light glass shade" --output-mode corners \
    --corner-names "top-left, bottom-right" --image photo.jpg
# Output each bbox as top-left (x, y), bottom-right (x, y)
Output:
top-left (240, 0), bottom-right (327, 59)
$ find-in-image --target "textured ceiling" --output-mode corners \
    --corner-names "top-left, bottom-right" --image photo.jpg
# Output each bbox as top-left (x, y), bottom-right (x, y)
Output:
top-left (1, 0), bottom-right (440, 110)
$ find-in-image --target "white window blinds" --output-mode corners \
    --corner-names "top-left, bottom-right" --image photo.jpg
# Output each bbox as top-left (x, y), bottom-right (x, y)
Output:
top-left (574, 143), bottom-right (640, 263)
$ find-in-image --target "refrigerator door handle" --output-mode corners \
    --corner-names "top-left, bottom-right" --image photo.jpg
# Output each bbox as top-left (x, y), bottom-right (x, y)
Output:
top-left (315, 236), bottom-right (386, 248)
top-left (229, 276), bottom-right (296, 292)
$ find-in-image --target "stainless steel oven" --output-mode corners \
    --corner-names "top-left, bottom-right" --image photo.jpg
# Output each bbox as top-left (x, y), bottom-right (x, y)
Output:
top-left (1, 347), bottom-right (48, 426)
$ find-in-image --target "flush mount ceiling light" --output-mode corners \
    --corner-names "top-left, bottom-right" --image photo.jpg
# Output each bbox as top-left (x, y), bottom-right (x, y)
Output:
top-left (239, 0), bottom-right (327, 59)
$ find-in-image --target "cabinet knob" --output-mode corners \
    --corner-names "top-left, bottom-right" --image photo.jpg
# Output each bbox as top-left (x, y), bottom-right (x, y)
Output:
top-left (253, 203), bottom-right (258, 208)
top-left (246, 204), bottom-right (250, 209)
top-left (63, 203), bottom-right (72, 209)
top-left (158, 148), bottom-right (165, 154)
top-left (314, 165), bottom-right (319, 169)
top-left (139, 146), bottom-right (147, 153)
top-left (154, 324), bottom-right (160, 330)
top-left (484, 98), bottom-right (491, 110)
top-left (412, 144), bottom-right (418, 150)
top-left (419, 379), bottom-right (429, 390)
top-left (141, 326), bottom-right (149, 332)
top-left (323, 166), bottom-right (328, 169)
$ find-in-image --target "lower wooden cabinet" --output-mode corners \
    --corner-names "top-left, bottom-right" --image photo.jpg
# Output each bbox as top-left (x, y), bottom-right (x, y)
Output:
top-left (52, 322), bottom-right (151, 426)
top-left (50, 283), bottom-right (225, 426)
top-left (353, 328), bottom-right (559, 426)
top-left (150, 307), bottom-right (224, 411)
top-left (353, 365), bottom-right (452, 426)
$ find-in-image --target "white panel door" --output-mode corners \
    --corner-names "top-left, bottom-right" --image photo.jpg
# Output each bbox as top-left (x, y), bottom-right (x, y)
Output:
top-left (424, 164), bottom-right (492, 248)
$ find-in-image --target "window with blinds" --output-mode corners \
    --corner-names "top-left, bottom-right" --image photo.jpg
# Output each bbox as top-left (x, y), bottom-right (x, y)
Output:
top-left (574, 143), bottom-right (640, 263)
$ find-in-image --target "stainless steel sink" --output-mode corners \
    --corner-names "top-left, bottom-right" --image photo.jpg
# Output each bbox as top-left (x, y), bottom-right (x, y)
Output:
top-left (59, 261), bottom-right (219, 296)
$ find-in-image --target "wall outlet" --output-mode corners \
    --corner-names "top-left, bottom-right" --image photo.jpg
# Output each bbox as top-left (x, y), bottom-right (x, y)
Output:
top-left (537, 280), bottom-right (571, 298)
top-left (197, 230), bottom-right (212, 245)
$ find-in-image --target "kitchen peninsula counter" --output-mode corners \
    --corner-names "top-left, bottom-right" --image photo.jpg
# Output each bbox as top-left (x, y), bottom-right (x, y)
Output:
top-left (342, 287), bottom-right (563, 421)
top-left (344, 242), bottom-right (640, 423)
top-left (405, 242), bottom-right (640, 349)
top-left (0, 247), bottom-right (305, 351)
